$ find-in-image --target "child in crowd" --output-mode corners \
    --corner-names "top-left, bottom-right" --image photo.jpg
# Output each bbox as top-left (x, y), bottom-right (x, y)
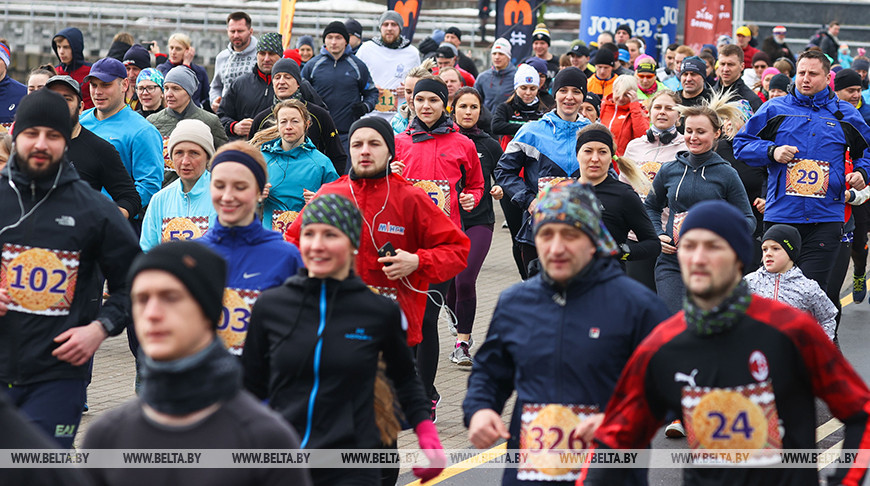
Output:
top-left (745, 225), bottom-right (837, 340)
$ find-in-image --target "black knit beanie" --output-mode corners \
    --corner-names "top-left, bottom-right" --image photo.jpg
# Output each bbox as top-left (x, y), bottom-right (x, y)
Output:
top-left (551, 67), bottom-right (588, 94)
top-left (128, 241), bottom-right (228, 328)
top-left (13, 89), bottom-right (72, 142)
top-left (272, 58), bottom-right (302, 84)
top-left (349, 116), bottom-right (395, 159)
top-left (834, 69), bottom-right (862, 91)
top-left (592, 48), bottom-right (615, 66)
top-left (762, 224), bottom-right (801, 264)
top-left (768, 73), bottom-right (791, 92)
top-left (413, 78), bottom-right (449, 107)
top-left (323, 21), bottom-right (350, 44)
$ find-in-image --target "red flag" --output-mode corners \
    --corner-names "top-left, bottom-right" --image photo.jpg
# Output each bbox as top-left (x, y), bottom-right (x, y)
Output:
top-left (684, 0), bottom-right (733, 53)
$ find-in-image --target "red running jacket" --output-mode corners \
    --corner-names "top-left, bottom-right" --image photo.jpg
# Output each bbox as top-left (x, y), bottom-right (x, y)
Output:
top-left (285, 172), bottom-right (470, 345)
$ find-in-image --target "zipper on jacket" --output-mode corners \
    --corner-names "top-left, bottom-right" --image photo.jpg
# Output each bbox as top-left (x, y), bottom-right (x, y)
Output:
top-left (300, 281), bottom-right (328, 448)
top-left (556, 290), bottom-right (566, 403)
top-left (774, 274), bottom-right (780, 301)
top-left (30, 181), bottom-right (36, 201)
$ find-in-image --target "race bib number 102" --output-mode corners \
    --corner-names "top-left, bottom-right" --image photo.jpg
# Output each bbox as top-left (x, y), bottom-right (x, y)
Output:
top-left (1, 244), bottom-right (80, 315)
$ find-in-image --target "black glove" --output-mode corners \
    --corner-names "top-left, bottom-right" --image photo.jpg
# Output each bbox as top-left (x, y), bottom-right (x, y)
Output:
top-left (352, 101), bottom-right (371, 118)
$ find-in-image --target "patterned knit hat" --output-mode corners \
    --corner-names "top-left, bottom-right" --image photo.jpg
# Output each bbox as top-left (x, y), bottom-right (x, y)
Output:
top-left (257, 33), bottom-right (283, 55)
top-left (533, 180), bottom-right (618, 257)
top-left (302, 194), bottom-right (363, 248)
top-left (137, 68), bottom-right (165, 90)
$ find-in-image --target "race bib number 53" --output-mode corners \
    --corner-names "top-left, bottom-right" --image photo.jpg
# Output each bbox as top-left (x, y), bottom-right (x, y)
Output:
top-left (1, 244), bottom-right (80, 315)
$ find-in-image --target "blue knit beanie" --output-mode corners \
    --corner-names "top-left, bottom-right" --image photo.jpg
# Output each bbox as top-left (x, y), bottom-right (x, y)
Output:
top-left (679, 200), bottom-right (754, 266)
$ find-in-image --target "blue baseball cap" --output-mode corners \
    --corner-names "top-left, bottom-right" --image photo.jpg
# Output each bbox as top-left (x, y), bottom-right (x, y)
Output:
top-left (83, 57), bottom-right (127, 83)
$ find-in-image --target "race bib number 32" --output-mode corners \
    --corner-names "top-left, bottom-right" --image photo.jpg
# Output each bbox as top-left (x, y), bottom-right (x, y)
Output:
top-left (518, 403), bottom-right (598, 481)
top-left (786, 159), bottom-right (829, 198)
top-left (1, 244), bottom-right (80, 315)
top-left (217, 288), bottom-right (261, 356)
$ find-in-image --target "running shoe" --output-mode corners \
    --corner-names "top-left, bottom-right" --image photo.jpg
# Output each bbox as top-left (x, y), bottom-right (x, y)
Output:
top-left (854, 274), bottom-right (866, 303)
top-left (448, 315), bottom-right (458, 336)
top-left (430, 392), bottom-right (441, 423)
top-left (450, 342), bottom-right (473, 366)
top-left (665, 419), bottom-right (686, 438)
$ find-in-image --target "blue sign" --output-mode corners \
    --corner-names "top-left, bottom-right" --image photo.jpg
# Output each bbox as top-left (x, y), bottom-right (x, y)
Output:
top-left (579, 0), bottom-right (678, 63)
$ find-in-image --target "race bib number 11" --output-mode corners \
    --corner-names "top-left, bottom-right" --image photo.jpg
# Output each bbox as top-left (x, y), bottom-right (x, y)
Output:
top-left (1, 244), bottom-right (80, 316)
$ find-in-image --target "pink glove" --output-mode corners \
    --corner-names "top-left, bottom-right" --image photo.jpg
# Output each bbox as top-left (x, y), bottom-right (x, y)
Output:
top-left (413, 419), bottom-right (446, 483)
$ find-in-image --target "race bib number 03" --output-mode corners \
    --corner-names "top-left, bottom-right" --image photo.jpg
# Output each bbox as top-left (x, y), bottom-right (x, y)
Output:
top-left (681, 381), bottom-right (782, 464)
top-left (786, 159), bottom-right (829, 198)
top-left (161, 216), bottom-right (209, 242)
top-left (518, 403), bottom-right (599, 481)
top-left (1, 244), bottom-right (80, 316)
top-left (407, 179), bottom-right (451, 216)
top-left (217, 288), bottom-right (261, 356)
top-left (375, 88), bottom-right (398, 113)
top-left (162, 136), bottom-right (175, 172)
top-left (272, 210), bottom-right (299, 234)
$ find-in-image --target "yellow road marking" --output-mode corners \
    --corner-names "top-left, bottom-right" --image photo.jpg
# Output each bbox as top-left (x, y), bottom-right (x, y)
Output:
top-left (817, 439), bottom-right (844, 470)
top-left (403, 443), bottom-right (507, 486)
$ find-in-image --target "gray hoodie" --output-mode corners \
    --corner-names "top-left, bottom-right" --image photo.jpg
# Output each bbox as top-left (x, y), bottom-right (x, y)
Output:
top-left (644, 149), bottom-right (755, 243)
top-left (209, 35), bottom-right (259, 104)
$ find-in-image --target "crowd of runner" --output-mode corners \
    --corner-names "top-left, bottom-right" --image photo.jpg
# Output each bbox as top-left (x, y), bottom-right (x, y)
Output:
top-left (2, 8), bottom-right (870, 486)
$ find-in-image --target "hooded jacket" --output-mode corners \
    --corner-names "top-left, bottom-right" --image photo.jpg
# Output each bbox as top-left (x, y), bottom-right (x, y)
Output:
top-left (463, 257), bottom-right (669, 486)
top-left (0, 155), bottom-right (140, 385)
top-left (139, 172), bottom-right (216, 252)
top-left (644, 150), bottom-right (756, 242)
top-left (52, 27), bottom-right (93, 109)
top-left (249, 95), bottom-right (345, 175)
top-left (475, 64), bottom-right (518, 113)
top-left (600, 97), bottom-right (650, 156)
top-left (495, 111), bottom-right (591, 244)
top-left (199, 217), bottom-right (303, 294)
top-left (744, 266), bottom-right (837, 339)
top-left (302, 46), bottom-right (379, 134)
top-left (0, 75), bottom-right (26, 124)
top-left (733, 87), bottom-right (870, 224)
top-left (284, 171), bottom-right (470, 346)
top-left (218, 64), bottom-right (275, 139)
top-left (491, 95), bottom-right (547, 148)
top-left (396, 116), bottom-right (486, 229)
top-left (260, 137), bottom-right (339, 230)
top-left (243, 271), bottom-right (430, 451)
top-left (458, 126), bottom-right (503, 227)
top-left (209, 35), bottom-right (259, 104)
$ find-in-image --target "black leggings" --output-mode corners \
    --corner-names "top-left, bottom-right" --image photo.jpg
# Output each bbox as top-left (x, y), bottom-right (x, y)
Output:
top-left (500, 198), bottom-right (528, 279)
top-left (851, 204), bottom-right (870, 276)
top-left (415, 280), bottom-right (450, 399)
top-left (828, 240), bottom-right (852, 337)
top-left (447, 225), bottom-right (494, 335)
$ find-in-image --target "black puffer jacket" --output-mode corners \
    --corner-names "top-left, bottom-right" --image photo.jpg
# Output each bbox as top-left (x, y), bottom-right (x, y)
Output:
top-left (0, 156), bottom-right (140, 385)
top-left (459, 126), bottom-right (502, 227)
top-left (491, 95), bottom-right (547, 139)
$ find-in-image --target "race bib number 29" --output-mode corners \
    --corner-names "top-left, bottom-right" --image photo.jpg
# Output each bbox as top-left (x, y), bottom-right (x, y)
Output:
top-left (1, 244), bottom-right (80, 315)
top-left (786, 159), bottom-right (829, 198)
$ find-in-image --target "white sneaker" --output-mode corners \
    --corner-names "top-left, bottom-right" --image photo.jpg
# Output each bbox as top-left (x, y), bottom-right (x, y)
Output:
top-left (665, 420), bottom-right (686, 438)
